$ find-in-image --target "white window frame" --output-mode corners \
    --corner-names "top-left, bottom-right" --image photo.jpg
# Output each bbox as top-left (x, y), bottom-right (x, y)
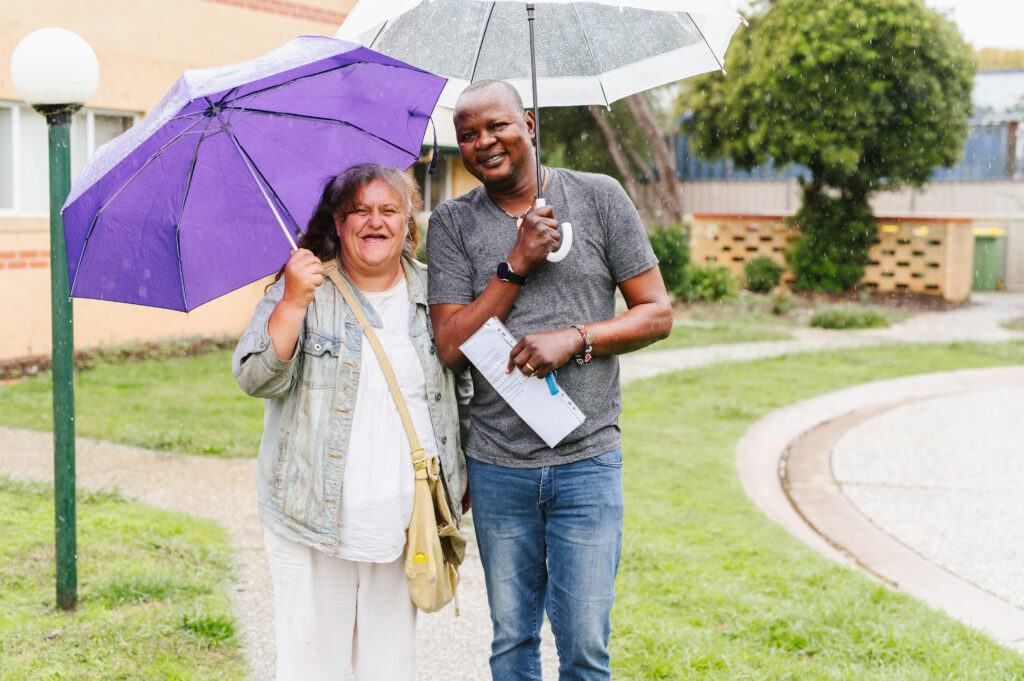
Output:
top-left (0, 101), bottom-right (139, 218)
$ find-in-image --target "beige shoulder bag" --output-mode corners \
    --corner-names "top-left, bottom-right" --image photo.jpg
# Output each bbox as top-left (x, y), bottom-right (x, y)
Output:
top-left (325, 262), bottom-right (466, 615)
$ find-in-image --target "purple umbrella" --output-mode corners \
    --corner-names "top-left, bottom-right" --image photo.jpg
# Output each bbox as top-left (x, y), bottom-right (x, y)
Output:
top-left (62, 36), bottom-right (446, 312)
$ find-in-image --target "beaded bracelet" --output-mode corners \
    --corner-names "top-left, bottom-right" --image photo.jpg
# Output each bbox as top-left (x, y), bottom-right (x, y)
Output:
top-left (572, 324), bottom-right (592, 365)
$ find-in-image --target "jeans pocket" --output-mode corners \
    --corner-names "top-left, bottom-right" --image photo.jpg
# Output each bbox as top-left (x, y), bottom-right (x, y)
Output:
top-left (590, 448), bottom-right (623, 468)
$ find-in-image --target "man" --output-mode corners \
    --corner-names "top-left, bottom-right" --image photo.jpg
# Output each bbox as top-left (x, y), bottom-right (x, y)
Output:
top-left (426, 79), bottom-right (672, 681)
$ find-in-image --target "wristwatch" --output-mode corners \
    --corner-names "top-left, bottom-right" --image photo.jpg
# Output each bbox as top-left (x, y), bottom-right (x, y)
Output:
top-left (496, 261), bottom-right (526, 286)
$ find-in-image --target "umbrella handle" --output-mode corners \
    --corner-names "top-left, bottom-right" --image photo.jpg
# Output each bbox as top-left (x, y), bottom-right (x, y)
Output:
top-left (547, 223), bottom-right (572, 262)
top-left (536, 198), bottom-right (572, 263)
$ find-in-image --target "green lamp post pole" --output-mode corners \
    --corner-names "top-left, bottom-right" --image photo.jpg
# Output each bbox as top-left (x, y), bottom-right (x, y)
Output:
top-left (11, 28), bottom-right (99, 611)
top-left (46, 108), bottom-right (77, 609)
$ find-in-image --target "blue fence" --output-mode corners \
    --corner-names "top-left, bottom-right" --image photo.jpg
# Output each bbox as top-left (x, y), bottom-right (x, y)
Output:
top-left (930, 124), bottom-right (1009, 181)
top-left (676, 123), bottom-right (1020, 182)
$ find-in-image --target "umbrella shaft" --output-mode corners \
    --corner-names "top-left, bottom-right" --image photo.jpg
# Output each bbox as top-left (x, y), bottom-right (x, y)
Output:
top-left (212, 105), bottom-right (298, 251)
top-left (235, 140), bottom-right (297, 251)
top-left (526, 4), bottom-right (542, 199)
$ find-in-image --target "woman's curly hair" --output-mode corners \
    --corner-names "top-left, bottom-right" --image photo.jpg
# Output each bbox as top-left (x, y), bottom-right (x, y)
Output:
top-left (274, 163), bottom-right (422, 282)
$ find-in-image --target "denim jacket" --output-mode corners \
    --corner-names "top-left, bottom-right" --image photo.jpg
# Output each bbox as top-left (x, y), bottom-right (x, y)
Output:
top-left (232, 256), bottom-right (470, 554)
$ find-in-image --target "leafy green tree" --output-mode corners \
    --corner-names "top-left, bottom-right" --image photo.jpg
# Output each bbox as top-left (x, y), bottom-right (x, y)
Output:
top-left (684, 0), bottom-right (975, 291)
top-left (541, 91), bottom-right (685, 229)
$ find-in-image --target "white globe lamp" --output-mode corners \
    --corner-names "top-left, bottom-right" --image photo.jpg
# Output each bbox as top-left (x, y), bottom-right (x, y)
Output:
top-left (11, 28), bottom-right (99, 114)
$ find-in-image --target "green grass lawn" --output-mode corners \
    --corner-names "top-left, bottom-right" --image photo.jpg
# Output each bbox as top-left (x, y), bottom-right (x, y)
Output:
top-left (614, 341), bottom-right (1024, 679)
top-left (3, 341), bottom-right (1024, 678)
top-left (647, 320), bottom-right (793, 351)
top-left (0, 351), bottom-right (263, 458)
top-left (0, 478), bottom-right (246, 680)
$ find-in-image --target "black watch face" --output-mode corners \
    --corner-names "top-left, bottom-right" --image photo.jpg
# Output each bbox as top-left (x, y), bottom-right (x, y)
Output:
top-left (497, 261), bottom-right (512, 280)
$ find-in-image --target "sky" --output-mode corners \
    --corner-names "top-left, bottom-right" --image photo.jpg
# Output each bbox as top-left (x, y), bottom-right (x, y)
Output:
top-left (923, 0), bottom-right (1024, 50)
top-left (732, 0), bottom-right (1024, 50)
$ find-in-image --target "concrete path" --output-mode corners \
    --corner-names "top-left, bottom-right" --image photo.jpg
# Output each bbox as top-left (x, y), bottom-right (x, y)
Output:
top-left (738, 367), bottom-right (1024, 651)
top-left (1, 292), bottom-right (1022, 678)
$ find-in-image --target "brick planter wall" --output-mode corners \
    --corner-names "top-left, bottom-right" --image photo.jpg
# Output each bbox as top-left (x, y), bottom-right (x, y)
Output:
top-left (690, 214), bottom-right (975, 301)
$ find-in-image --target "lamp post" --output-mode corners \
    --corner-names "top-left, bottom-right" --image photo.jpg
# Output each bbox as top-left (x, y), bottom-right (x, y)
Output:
top-left (10, 28), bottom-right (99, 611)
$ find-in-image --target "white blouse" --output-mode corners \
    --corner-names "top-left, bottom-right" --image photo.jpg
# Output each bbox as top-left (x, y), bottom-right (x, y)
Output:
top-left (336, 277), bottom-right (439, 563)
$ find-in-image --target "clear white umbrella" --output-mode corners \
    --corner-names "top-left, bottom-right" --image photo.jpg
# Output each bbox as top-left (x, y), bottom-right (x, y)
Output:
top-left (337, 0), bottom-right (746, 261)
top-left (336, 0), bottom-right (745, 108)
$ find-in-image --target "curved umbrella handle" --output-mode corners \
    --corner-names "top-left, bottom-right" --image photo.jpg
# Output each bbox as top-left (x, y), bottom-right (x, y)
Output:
top-left (535, 198), bottom-right (572, 263)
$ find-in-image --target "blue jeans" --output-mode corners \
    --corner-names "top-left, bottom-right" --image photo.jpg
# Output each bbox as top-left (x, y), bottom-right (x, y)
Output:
top-left (467, 450), bottom-right (624, 681)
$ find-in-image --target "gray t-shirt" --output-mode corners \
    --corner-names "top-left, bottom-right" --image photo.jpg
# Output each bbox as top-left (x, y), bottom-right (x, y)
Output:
top-left (427, 168), bottom-right (658, 467)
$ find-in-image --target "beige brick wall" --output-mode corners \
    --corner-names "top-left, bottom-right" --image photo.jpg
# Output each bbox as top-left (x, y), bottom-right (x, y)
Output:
top-left (1, 0), bottom-right (351, 112)
top-left (691, 214), bottom-right (976, 302)
top-left (0, 0), bottom-right (352, 360)
top-left (0, 264), bottom-right (271, 359)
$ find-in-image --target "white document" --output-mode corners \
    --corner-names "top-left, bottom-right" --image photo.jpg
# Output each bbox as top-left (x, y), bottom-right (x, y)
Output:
top-left (459, 317), bottom-right (586, 448)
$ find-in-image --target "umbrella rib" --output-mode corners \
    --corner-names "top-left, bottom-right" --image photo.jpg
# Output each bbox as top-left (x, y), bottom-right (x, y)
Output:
top-left (570, 4), bottom-right (610, 107)
top-left (225, 62), bottom-right (364, 105)
top-left (204, 97), bottom-right (300, 251)
top-left (366, 19), bottom-right (389, 49)
top-left (468, 2), bottom-right (498, 83)
top-left (684, 12), bottom-right (726, 73)
top-left (166, 65), bottom-right (364, 126)
top-left (172, 116), bottom-right (216, 311)
top-left (219, 106), bottom-right (422, 158)
top-left (68, 116), bottom-right (209, 298)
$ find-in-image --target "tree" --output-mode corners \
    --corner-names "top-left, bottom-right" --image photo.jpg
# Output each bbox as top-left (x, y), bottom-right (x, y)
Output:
top-left (683, 0), bottom-right (975, 291)
top-left (976, 48), bottom-right (1024, 70)
top-left (540, 91), bottom-right (685, 229)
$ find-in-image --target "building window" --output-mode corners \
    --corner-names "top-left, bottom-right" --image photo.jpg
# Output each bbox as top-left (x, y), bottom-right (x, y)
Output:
top-left (0, 107), bottom-right (12, 210)
top-left (0, 102), bottom-right (137, 215)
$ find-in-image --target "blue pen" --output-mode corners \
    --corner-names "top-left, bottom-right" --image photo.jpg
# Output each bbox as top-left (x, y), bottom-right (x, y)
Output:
top-left (545, 373), bottom-right (559, 395)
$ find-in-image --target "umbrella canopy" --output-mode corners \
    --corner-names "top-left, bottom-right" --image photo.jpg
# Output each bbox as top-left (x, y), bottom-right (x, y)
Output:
top-left (336, 0), bottom-right (745, 109)
top-left (62, 36), bottom-right (446, 312)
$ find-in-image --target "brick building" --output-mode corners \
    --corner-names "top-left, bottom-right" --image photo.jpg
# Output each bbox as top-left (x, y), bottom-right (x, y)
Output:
top-left (1, 0), bottom-right (478, 360)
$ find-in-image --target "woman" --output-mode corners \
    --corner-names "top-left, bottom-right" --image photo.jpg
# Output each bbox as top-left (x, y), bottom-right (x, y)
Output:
top-left (232, 163), bottom-right (468, 681)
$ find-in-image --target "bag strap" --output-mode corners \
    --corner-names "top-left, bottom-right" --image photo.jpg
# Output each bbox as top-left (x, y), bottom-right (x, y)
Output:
top-left (323, 262), bottom-right (427, 471)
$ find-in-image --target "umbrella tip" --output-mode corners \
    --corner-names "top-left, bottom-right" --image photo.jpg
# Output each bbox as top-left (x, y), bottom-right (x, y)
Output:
top-left (427, 116), bottom-right (439, 176)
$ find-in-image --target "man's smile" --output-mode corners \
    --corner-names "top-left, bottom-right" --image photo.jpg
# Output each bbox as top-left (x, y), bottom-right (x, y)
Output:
top-left (478, 151), bottom-right (507, 168)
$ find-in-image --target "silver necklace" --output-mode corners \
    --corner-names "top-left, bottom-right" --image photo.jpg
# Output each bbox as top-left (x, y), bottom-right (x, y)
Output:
top-left (496, 168), bottom-right (550, 229)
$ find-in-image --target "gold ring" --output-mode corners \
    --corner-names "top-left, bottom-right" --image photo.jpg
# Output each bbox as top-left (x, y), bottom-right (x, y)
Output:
top-left (524, 362), bottom-right (536, 374)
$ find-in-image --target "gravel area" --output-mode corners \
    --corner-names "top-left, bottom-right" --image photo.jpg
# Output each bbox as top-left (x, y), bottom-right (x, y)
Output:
top-left (1, 291), bottom-right (1022, 679)
top-left (833, 387), bottom-right (1024, 609)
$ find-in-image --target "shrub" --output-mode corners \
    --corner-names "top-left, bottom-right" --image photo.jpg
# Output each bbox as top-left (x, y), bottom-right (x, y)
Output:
top-left (682, 264), bottom-right (737, 303)
top-left (809, 304), bottom-right (889, 329)
top-left (648, 222), bottom-right (690, 298)
top-left (770, 288), bottom-right (795, 315)
top-left (744, 256), bottom-right (785, 293)
top-left (1000, 317), bottom-right (1024, 332)
top-left (180, 611), bottom-right (237, 648)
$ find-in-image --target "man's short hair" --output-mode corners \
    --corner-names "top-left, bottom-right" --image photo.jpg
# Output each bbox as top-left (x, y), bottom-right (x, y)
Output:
top-left (456, 79), bottom-right (524, 113)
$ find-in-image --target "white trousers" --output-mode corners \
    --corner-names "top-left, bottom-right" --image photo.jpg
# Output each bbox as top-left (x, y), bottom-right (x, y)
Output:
top-left (264, 528), bottom-right (417, 681)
